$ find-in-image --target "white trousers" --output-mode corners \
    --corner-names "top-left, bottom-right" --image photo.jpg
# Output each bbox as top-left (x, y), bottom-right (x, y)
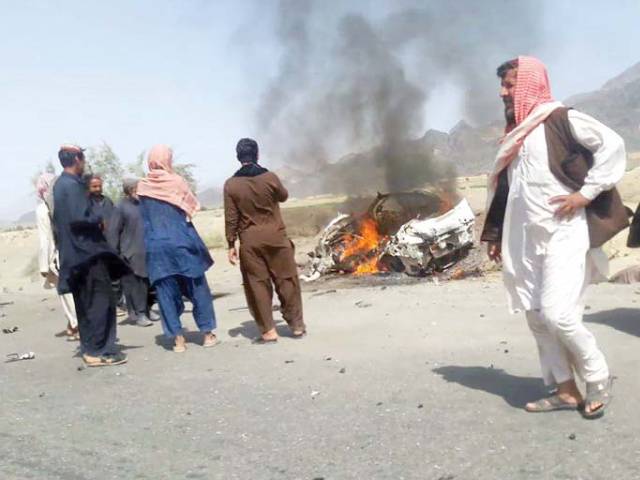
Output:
top-left (526, 310), bottom-right (608, 385)
top-left (59, 293), bottom-right (77, 329)
top-left (524, 227), bottom-right (609, 385)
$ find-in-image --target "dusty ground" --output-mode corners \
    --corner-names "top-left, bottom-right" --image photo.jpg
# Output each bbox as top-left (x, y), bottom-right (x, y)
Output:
top-left (2, 179), bottom-right (640, 480)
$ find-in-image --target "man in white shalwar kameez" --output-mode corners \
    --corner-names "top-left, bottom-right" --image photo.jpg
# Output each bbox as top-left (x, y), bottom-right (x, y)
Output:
top-left (35, 173), bottom-right (78, 340)
top-left (482, 56), bottom-right (626, 419)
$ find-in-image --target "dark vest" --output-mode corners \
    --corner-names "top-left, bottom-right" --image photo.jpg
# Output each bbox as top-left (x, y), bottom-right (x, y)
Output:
top-left (481, 107), bottom-right (629, 248)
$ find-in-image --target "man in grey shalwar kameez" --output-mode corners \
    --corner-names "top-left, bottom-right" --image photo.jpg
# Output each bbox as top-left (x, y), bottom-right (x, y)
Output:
top-left (107, 179), bottom-right (153, 327)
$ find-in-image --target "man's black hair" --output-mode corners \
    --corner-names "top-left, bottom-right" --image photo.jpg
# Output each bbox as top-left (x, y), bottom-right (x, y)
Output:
top-left (82, 173), bottom-right (93, 185)
top-left (58, 149), bottom-right (84, 168)
top-left (497, 59), bottom-right (518, 79)
top-left (236, 138), bottom-right (259, 163)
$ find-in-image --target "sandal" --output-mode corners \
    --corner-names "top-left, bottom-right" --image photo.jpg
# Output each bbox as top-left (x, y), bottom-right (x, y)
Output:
top-left (67, 332), bottom-right (80, 342)
top-left (292, 330), bottom-right (307, 339)
top-left (83, 352), bottom-right (128, 367)
top-left (582, 377), bottom-right (613, 420)
top-left (252, 337), bottom-right (278, 345)
top-left (525, 395), bottom-right (583, 413)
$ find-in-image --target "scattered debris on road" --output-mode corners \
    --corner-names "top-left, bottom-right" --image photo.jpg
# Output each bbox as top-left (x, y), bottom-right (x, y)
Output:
top-left (6, 351), bottom-right (35, 362)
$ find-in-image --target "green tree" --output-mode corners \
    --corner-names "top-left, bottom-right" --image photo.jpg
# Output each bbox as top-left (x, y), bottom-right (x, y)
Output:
top-left (44, 159), bottom-right (56, 174)
top-left (126, 151), bottom-right (146, 178)
top-left (85, 142), bottom-right (124, 201)
top-left (135, 148), bottom-right (199, 193)
top-left (174, 162), bottom-right (198, 193)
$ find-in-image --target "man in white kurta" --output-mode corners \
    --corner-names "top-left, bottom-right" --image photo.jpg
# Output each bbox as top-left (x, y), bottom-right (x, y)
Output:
top-left (486, 57), bottom-right (624, 418)
top-left (35, 174), bottom-right (78, 338)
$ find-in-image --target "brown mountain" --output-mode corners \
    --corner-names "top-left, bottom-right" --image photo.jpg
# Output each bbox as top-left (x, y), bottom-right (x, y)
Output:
top-left (566, 61), bottom-right (640, 151)
top-left (197, 61), bottom-right (640, 201)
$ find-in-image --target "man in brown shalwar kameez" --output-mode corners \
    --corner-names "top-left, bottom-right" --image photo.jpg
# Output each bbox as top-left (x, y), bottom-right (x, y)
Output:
top-left (224, 138), bottom-right (306, 343)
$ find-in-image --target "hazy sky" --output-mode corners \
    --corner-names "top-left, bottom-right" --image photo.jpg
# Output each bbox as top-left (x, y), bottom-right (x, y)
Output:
top-left (1, 0), bottom-right (639, 220)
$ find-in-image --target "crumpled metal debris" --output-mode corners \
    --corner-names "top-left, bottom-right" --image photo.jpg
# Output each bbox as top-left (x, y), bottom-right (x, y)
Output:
top-left (302, 196), bottom-right (475, 280)
top-left (383, 198), bottom-right (475, 276)
top-left (6, 352), bottom-right (35, 362)
top-left (302, 214), bottom-right (353, 282)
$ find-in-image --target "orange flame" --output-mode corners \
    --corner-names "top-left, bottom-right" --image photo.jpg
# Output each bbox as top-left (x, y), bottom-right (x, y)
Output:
top-left (353, 256), bottom-right (381, 275)
top-left (340, 217), bottom-right (387, 275)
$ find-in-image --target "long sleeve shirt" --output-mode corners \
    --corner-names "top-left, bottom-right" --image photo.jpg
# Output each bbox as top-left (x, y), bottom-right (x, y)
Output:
top-left (139, 196), bottom-right (213, 285)
top-left (223, 171), bottom-right (289, 248)
top-left (106, 197), bottom-right (148, 278)
top-left (90, 195), bottom-right (115, 223)
top-left (52, 172), bottom-right (125, 293)
top-left (569, 110), bottom-right (627, 201)
top-left (501, 109), bottom-right (626, 312)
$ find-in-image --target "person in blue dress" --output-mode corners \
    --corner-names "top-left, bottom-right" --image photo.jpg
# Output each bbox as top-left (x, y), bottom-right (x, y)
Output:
top-left (137, 145), bottom-right (217, 353)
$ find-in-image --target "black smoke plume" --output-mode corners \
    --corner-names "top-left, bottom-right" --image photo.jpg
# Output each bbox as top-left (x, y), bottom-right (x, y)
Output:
top-left (257, 0), bottom-right (543, 193)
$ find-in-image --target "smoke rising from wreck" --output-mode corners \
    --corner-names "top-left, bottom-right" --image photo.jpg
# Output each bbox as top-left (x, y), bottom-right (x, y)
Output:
top-left (256, 0), bottom-right (543, 194)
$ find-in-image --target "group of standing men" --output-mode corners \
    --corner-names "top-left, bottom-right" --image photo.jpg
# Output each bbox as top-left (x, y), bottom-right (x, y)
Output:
top-left (36, 140), bottom-right (305, 366)
top-left (34, 54), bottom-right (627, 420)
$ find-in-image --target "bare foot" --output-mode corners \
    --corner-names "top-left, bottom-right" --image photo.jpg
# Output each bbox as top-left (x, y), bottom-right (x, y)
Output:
top-left (173, 335), bottom-right (187, 353)
top-left (203, 332), bottom-right (218, 348)
top-left (262, 328), bottom-right (278, 342)
top-left (557, 379), bottom-right (583, 403)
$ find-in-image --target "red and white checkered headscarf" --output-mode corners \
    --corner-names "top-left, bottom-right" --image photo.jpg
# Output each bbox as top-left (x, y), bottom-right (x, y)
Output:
top-left (490, 56), bottom-right (560, 184)
top-left (512, 55), bottom-right (554, 130)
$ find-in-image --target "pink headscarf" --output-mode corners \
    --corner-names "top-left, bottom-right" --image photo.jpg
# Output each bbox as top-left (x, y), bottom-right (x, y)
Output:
top-left (36, 173), bottom-right (56, 201)
top-left (136, 144), bottom-right (201, 218)
top-left (491, 56), bottom-right (559, 182)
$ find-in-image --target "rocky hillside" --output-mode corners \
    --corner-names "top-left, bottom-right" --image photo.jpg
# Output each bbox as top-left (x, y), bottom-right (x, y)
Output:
top-left (566, 61), bottom-right (640, 151)
top-left (198, 186), bottom-right (223, 209)
top-left (197, 61), bottom-right (640, 203)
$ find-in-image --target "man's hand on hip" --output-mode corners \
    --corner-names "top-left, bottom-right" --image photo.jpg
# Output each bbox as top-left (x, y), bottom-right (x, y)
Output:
top-left (549, 192), bottom-right (590, 220)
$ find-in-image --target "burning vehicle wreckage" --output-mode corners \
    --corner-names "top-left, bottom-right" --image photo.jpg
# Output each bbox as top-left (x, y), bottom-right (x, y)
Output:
top-left (301, 190), bottom-right (477, 282)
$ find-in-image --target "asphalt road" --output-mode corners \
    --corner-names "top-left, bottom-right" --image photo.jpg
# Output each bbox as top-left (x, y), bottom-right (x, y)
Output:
top-left (1, 274), bottom-right (639, 480)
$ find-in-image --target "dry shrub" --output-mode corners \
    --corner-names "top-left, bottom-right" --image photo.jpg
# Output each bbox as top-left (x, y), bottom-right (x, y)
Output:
top-left (282, 203), bottom-right (347, 238)
top-left (202, 232), bottom-right (226, 250)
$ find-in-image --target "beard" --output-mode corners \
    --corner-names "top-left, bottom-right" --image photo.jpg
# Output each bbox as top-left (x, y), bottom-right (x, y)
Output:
top-left (503, 96), bottom-right (515, 126)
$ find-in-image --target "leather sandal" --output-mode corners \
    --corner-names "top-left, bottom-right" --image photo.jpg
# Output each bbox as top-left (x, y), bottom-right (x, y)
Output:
top-left (582, 377), bottom-right (613, 420)
top-left (525, 395), bottom-right (584, 413)
top-left (83, 352), bottom-right (128, 367)
top-left (252, 337), bottom-right (278, 345)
